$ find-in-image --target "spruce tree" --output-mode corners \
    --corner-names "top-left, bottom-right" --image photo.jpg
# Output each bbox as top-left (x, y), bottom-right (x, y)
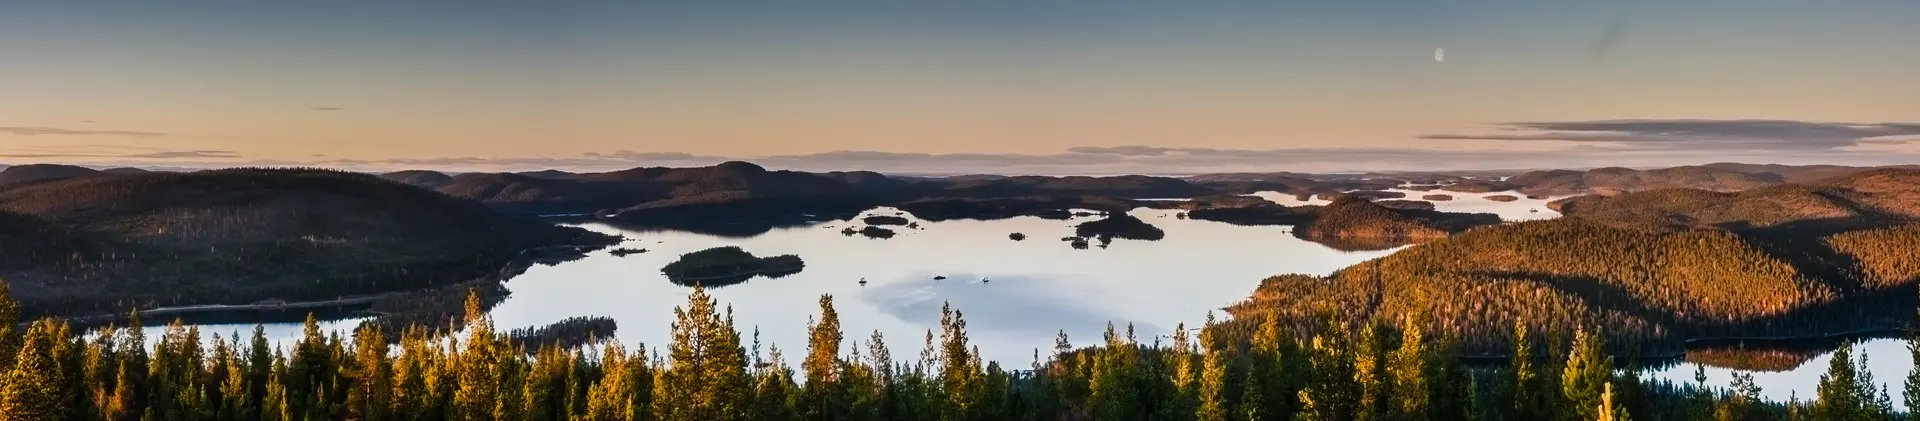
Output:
top-left (0, 282), bottom-right (18, 372)
top-left (1596, 383), bottom-right (1629, 421)
top-left (1561, 326), bottom-right (1610, 421)
top-left (1194, 314), bottom-right (1231, 421)
top-left (452, 290), bottom-right (501, 421)
top-left (801, 294), bottom-right (845, 419)
top-left (1813, 342), bottom-right (1864, 420)
top-left (939, 302), bottom-right (983, 421)
top-left (1907, 337), bottom-right (1920, 417)
top-left (1497, 322), bottom-right (1549, 421)
top-left (0, 321), bottom-right (62, 421)
top-left (653, 285), bottom-right (752, 421)
top-left (1389, 315), bottom-right (1430, 421)
top-left (752, 343), bottom-right (799, 420)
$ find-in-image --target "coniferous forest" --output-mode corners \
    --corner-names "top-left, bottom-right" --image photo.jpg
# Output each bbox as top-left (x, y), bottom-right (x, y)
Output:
top-left (4, 282), bottom-right (1919, 421)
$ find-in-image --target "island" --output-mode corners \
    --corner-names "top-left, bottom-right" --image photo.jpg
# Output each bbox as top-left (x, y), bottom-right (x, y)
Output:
top-left (1072, 213), bottom-right (1166, 241)
top-left (1422, 194), bottom-right (1455, 201)
top-left (1294, 197), bottom-right (1498, 242)
top-left (861, 215), bottom-right (911, 226)
top-left (659, 246), bottom-right (805, 287)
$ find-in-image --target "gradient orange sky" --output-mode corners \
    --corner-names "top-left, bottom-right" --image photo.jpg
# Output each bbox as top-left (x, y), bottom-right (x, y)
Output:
top-left (3, 1), bottom-right (1918, 173)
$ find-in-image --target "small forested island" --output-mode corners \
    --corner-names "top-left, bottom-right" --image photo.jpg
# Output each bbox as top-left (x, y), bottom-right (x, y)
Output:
top-left (1372, 199), bottom-right (1435, 211)
top-left (1316, 190), bottom-right (1407, 201)
top-left (841, 226), bottom-right (896, 239)
top-left (504, 315), bottom-right (618, 351)
top-left (1008, 232), bottom-right (1026, 241)
top-left (1422, 194), bottom-right (1455, 201)
top-left (1295, 197), bottom-right (1500, 241)
top-left (1072, 213), bottom-right (1166, 241)
top-left (659, 246), bottom-right (805, 286)
top-left (860, 215), bottom-right (910, 226)
top-left (1484, 194), bottom-right (1520, 202)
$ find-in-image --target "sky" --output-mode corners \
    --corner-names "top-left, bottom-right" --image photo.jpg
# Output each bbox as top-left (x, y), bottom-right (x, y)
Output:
top-left (2, 0), bottom-right (1918, 174)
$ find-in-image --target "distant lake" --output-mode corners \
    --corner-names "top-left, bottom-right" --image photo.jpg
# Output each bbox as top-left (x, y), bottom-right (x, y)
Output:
top-left (174, 189), bottom-right (1914, 408)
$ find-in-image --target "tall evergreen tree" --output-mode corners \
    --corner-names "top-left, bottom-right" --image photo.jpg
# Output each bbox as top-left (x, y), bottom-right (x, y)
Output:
top-left (801, 294), bottom-right (845, 419)
top-left (1813, 342), bottom-right (1865, 420)
top-left (0, 321), bottom-right (63, 421)
top-left (1389, 315), bottom-right (1430, 421)
top-left (939, 302), bottom-right (983, 421)
top-left (1907, 337), bottom-right (1920, 417)
top-left (451, 290), bottom-right (502, 421)
top-left (1597, 383), bottom-right (1629, 421)
top-left (752, 343), bottom-right (799, 420)
top-left (0, 282), bottom-right (18, 372)
top-left (1562, 326), bottom-right (1611, 421)
top-left (652, 285), bottom-right (752, 421)
top-left (1498, 322), bottom-right (1553, 421)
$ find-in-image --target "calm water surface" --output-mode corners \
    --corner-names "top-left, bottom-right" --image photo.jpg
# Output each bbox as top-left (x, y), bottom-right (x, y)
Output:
top-left (184, 191), bottom-right (1914, 407)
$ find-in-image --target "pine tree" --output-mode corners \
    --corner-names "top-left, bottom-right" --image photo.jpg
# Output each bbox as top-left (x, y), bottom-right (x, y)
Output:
top-left (801, 294), bottom-right (845, 419)
top-left (1298, 315), bottom-right (1358, 421)
top-left (1907, 337), bottom-right (1920, 419)
top-left (0, 321), bottom-right (63, 421)
top-left (752, 343), bottom-right (799, 420)
top-left (1354, 322), bottom-right (1391, 421)
top-left (1597, 383), bottom-right (1629, 421)
top-left (345, 326), bottom-right (393, 421)
top-left (1497, 322), bottom-right (1551, 421)
top-left (1389, 315), bottom-right (1430, 421)
top-left (1562, 326), bottom-right (1610, 421)
top-left (1714, 372), bottom-right (1764, 421)
top-left (451, 290), bottom-right (501, 421)
top-left (1813, 342), bottom-right (1864, 420)
top-left (1195, 313), bottom-right (1230, 421)
top-left (939, 302), bottom-right (984, 421)
top-left (653, 285), bottom-right (752, 421)
top-left (1246, 310), bottom-right (1295, 419)
top-left (0, 282), bottom-right (19, 373)
top-left (1092, 321), bottom-right (1155, 421)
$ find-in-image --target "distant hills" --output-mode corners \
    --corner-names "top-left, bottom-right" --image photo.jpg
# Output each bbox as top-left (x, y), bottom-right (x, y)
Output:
top-left (1227, 168), bottom-right (1920, 355)
top-left (0, 168), bottom-right (612, 319)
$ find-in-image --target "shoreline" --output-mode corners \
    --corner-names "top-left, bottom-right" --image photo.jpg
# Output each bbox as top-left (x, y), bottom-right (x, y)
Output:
top-left (49, 240), bottom-right (616, 327)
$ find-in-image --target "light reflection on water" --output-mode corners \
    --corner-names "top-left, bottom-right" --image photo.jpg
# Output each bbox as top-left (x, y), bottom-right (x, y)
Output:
top-left (156, 191), bottom-right (1913, 406)
top-left (1650, 338), bottom-right (1914, 410)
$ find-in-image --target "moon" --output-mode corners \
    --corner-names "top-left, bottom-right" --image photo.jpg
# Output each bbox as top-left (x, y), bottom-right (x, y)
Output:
top-left (1434, 48), bottom-right (1445, 62)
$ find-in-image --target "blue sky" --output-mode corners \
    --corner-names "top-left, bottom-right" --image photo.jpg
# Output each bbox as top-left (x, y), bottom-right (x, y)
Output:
top-left (2, 1), bottom-right (1917, 173)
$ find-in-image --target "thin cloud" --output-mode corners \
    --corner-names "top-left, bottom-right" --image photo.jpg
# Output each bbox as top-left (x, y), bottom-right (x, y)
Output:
top-left (1420, 119), bottom-right (1920, 152)
top-left (0, 149), bottom-right (238, 159)
top-left (125, 150), bottom-right (240, 159)
top-left (1066, 145), bottom-right (1175, 156)
top-left (309, 107), bottom-right (346, 111)
top-left (0, 126), bottom-right (165, 138)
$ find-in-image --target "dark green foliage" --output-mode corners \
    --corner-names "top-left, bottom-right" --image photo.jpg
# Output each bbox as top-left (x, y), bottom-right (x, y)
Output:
top-left (0, 168), bottom-right (615, 320)
top-left (1073, 213), bottom-right (1167, 241)
top-left (659, 246), bottom-right (805, 287)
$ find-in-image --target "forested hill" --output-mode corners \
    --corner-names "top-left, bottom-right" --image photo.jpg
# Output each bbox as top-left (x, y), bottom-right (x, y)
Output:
top-left (1229, 169), bottom-right (1920, 355)
top-left (0, 168), bottom-right (614, 319)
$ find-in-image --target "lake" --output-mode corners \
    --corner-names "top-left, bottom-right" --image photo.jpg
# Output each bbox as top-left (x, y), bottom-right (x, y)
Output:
top-left (178, 189), bottom-right (1915, 407)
